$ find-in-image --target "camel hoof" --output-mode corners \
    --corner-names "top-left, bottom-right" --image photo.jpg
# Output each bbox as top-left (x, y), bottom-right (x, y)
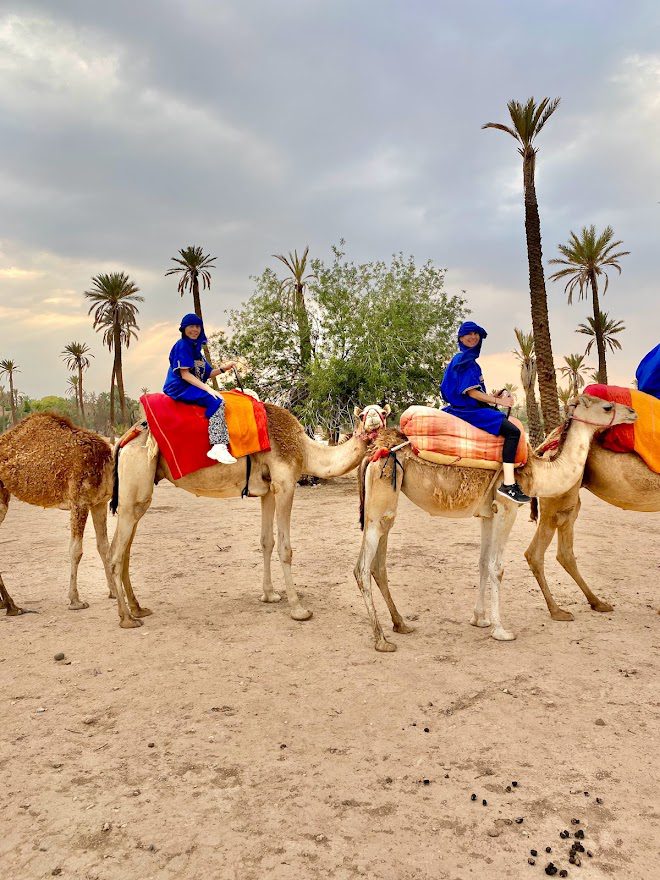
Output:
top-left (119, 616), bottom-right (143, 629)
top-left (393, 622), bottom-right (415, 634)
top-left (492, 628), bottom-right (516, 642)
top-left (375, 638), bottom-right (397, 653)
top-left (591, 601), bottom-right (614, 613)
top-left (68, 601), bottom-right (89, 611)
top-left (133, 606), bottom-right (153, 618)
top-left (550, 607), bottom-right (574, 622)
top-left (290, 607), bottom-right (313, 621)
top-left (470, 614), bottom-right (491, 628)
top-left (260, 592), bottom-right (282, 604)
top-left (6, 606), bottom-right (37, 616)
top-left (107, 591), bottom-right (117, 600)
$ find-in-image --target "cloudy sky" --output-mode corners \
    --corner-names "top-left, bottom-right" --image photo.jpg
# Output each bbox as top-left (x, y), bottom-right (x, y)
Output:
top-left (1, 0), bottom-right (658, 402)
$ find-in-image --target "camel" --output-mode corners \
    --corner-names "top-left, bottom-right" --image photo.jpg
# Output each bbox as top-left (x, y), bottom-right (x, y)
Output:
top-left (525, 444), bottom-right (660, 620)
top-left (107, 402), bottom-right (390, 628)
top-left (353, 394), bottom-right (637, 652)
top-left (0, 413), bottom-right (115, 615)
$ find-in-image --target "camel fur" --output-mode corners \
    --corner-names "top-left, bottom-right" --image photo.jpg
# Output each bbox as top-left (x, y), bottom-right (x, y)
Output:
top-left (108, 403), bottom-right (390, 628)
top-left (525, 443), bottom-right (660, 620)
top-left (353, 394), bottom-right (637, 652)
top-left (0, 413), bottom-right (115, 614)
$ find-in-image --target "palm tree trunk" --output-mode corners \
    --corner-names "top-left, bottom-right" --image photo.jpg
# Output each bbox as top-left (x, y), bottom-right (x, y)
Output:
top-left (589, 272), bottom-right (607, 384)
top-left (78, 364), bottom-right (86, 426)
top-left (192, 274), bottom-right (219, 391)
top-left (523, 153), bottom-right (560, 432)
top-left (295, 282), bottom-right (313, 367)
top-left (524, 389), bottom-right (543, 447)
top-left (113, 321), bottom-right (127, 425)
top-left (8, 374), bottom-right (17, 425)
top-left (109, 362), bottom-right (116, 436)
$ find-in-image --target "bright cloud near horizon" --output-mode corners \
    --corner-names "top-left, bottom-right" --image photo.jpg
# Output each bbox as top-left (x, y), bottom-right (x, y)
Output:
top-left (1, 0), bottom-right (658, 403)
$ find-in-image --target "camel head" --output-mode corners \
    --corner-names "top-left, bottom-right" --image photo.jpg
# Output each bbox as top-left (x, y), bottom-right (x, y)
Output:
top-left (568, 394), bottom-right (637, 430)
top-left (354, 404), bottom-right (391, 439)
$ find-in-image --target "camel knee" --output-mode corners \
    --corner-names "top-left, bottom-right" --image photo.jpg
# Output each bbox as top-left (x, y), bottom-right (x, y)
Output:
top-left (277, 540), bottom-right (292, 565)
top-left (260, 535), bottom-right (275, 555)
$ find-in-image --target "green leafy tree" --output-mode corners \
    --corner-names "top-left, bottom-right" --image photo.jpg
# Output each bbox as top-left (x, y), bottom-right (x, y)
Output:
top-left (559, 353), bottom-right (591, 397)
top-left (0, 359), bottom-right (20, 425)
top-left (61, 341), bottom-right (93, 425)
top-left (165, 246), bottom-right (217, 382)
top-left (84, 272), bottom-right (142, 428)
top-left (512, 328), bottom-right (543, 446)
top-left (549, 225), bottom-right (629, 383)
top-left (483, 97), bottom-right (561, 431)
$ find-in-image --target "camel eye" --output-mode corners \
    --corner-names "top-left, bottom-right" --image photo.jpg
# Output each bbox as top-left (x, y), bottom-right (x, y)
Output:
top-left (603, 403), bottom-right (613, 411)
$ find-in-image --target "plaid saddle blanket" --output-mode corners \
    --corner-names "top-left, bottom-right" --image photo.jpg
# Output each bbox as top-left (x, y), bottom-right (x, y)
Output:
top-left (141, 391), bottom-right (270, 480)
top-left (400, 405), bottom-right (527, 470)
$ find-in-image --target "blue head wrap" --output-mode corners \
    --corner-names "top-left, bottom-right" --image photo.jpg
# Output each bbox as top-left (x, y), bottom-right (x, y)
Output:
top-left (455, 321), bottom-right (488, 363)
top-left (178, 313), bottom-right (208, 358)
top-left (636, 343), bottom-right (660, 399)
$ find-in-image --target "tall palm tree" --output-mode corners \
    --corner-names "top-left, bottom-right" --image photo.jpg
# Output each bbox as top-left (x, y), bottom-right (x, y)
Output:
top-left (84, 272), bottom-right (143, 426)
top-left (549, 226), bottom-right (629, 384)
top-left (61, 341), bottom-right (93, 425)
top-left (559, 353), bottom-right (591, 397)
top-left (557, 384), bottom-right (574, 415)
top-left (0, 359), bottom-right (19, 425)
top-left (165, 246), bottom-right (217, 377)
top-left (576, 312), bottom-right (625, 368)
top-left (65, 375), bottom-right (80, 415)
top-left (273, 246), bottom-right (316, 369)
top-left (483, 97), bottom-right (561, 431)
top-left (512, 328), bottom-right (543, 446)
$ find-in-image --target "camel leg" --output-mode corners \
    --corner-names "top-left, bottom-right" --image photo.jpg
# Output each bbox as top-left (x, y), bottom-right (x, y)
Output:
top-left (371, 531), bottom-right (413, 635)
top-left (524, 497), bottom-right (575, 621)
top-left (0, 485), bottom-right (29, 615)
top-left (108, 442), bottom-right (157, 629)
top-left (556, 495), bottom-right (614, 614)
top-left (272, 479), bottom-right (312, 621)
top-left (471, 514), bottom-right (494, 628)
top-left (67, 505), bottom-right (90, 610)
top-left (259, 490), bottom-right (281, 604)
top-left (90, 501), bottom-right (116, 600)
top-left (353, 463), bottom-right (402, 652)
top-left (487, 498), bottom-right (519, 641)
top-left (119, 522), bottom-right (153, 618)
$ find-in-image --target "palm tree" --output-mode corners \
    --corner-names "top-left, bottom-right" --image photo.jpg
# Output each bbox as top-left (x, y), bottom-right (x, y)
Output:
top-left (576, 312), bottom-right (625, 368)
top-left (512, 328), bottom-right (543, 447)
top-left (559, 353), bottom-right (591, 397)
top-left (557, 384), bottom-right (574, 415)
top-left (65, 375), bottom-right (80, 416)
top-left (84, 273), bottom-right (143, 427)
top-left (0, 359), bottom-right (20, 425)
top-left (61, 341), bottom-right (93, 425)
top-left (483, 97), bottom-right (561, 432)
top-left (273, 246), bottom-right (316, 370)
top-left (165, 246), bottom-right (217, 377)
top-left (549, 226), bottom-right (629, 383)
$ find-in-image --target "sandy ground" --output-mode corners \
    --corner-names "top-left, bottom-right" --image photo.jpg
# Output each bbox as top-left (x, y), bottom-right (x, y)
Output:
top-left (1, 475), bottom-right (658, 880)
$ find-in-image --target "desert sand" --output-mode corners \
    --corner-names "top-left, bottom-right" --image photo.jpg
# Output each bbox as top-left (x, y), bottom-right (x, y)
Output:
top-left (1, 474), bottom-right (658, 879)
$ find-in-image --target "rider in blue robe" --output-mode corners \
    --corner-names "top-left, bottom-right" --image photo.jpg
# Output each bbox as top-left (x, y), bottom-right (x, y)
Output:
top-left (636, 343), bottom-right (660, 400)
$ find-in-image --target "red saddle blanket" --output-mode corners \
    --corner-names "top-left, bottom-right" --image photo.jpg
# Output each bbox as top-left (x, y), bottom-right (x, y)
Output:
top-left (140, 392), bottom-right (270, 480)
top-left (400, 405), bottom-right (527, 467)
top-left (584, 384), bottom-right (659, 473)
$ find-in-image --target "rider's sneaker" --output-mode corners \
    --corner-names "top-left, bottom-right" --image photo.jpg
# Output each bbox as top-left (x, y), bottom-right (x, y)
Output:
top-left (207, 443), bottom-right (237, 464)
top-left (496, 482), bottom-right (531, 505)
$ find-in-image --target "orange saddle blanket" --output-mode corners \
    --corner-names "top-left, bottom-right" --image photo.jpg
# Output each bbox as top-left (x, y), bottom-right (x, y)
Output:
top-left (584, 385), bottom-right (659, 473)
top-left (400, 405), bottom-right (527, 469)
top-left (141, 391), bottom-right (270, 480)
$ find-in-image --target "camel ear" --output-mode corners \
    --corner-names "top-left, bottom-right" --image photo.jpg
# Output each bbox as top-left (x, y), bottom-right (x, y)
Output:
top-left (383, 404), bottom-right (391, 416)
top-left (354, 406), bottom-right (362, 418)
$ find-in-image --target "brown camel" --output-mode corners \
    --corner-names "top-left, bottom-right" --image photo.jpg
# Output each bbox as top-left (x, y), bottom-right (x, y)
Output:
top-left (0, 413), bottom-right (115, 615)
top-left (525, 443), bottom-right (660, 620)
top-left (353, 395), bottom-right (637, 651)
top-left (108, 403), bottom-right (390, 628)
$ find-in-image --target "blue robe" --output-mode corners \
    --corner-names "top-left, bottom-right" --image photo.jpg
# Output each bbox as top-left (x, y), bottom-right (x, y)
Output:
top-left (163, 314), bottom-right (222, 418)
top-left (440, 321), bottom-right (505, 435)
top-left (636, 343), bottom-right (660, 400)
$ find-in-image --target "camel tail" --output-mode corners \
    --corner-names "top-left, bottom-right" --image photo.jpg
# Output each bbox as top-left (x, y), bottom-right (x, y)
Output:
top-left (110, 446), bottom-right (121, 516)
top-left (358, 457), bottom-right (369, 531)
top-left (530, 496), bottom-right (538, 522)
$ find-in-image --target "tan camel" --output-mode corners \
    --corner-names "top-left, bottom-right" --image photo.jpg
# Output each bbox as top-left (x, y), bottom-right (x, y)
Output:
top-left (107, 402), bottom-right (390, 628)
top-left (353, 394), bottom-right (637, 651)
top-left (0, 413), bottom-right (115, 615)
top-left (525, 443), bottom-right (660, 620)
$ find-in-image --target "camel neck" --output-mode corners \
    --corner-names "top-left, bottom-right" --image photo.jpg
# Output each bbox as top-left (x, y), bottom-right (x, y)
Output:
top-left (518, 420), bottom-right (595, 498)
top-left (301, 433), bottom-right (367, 479)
